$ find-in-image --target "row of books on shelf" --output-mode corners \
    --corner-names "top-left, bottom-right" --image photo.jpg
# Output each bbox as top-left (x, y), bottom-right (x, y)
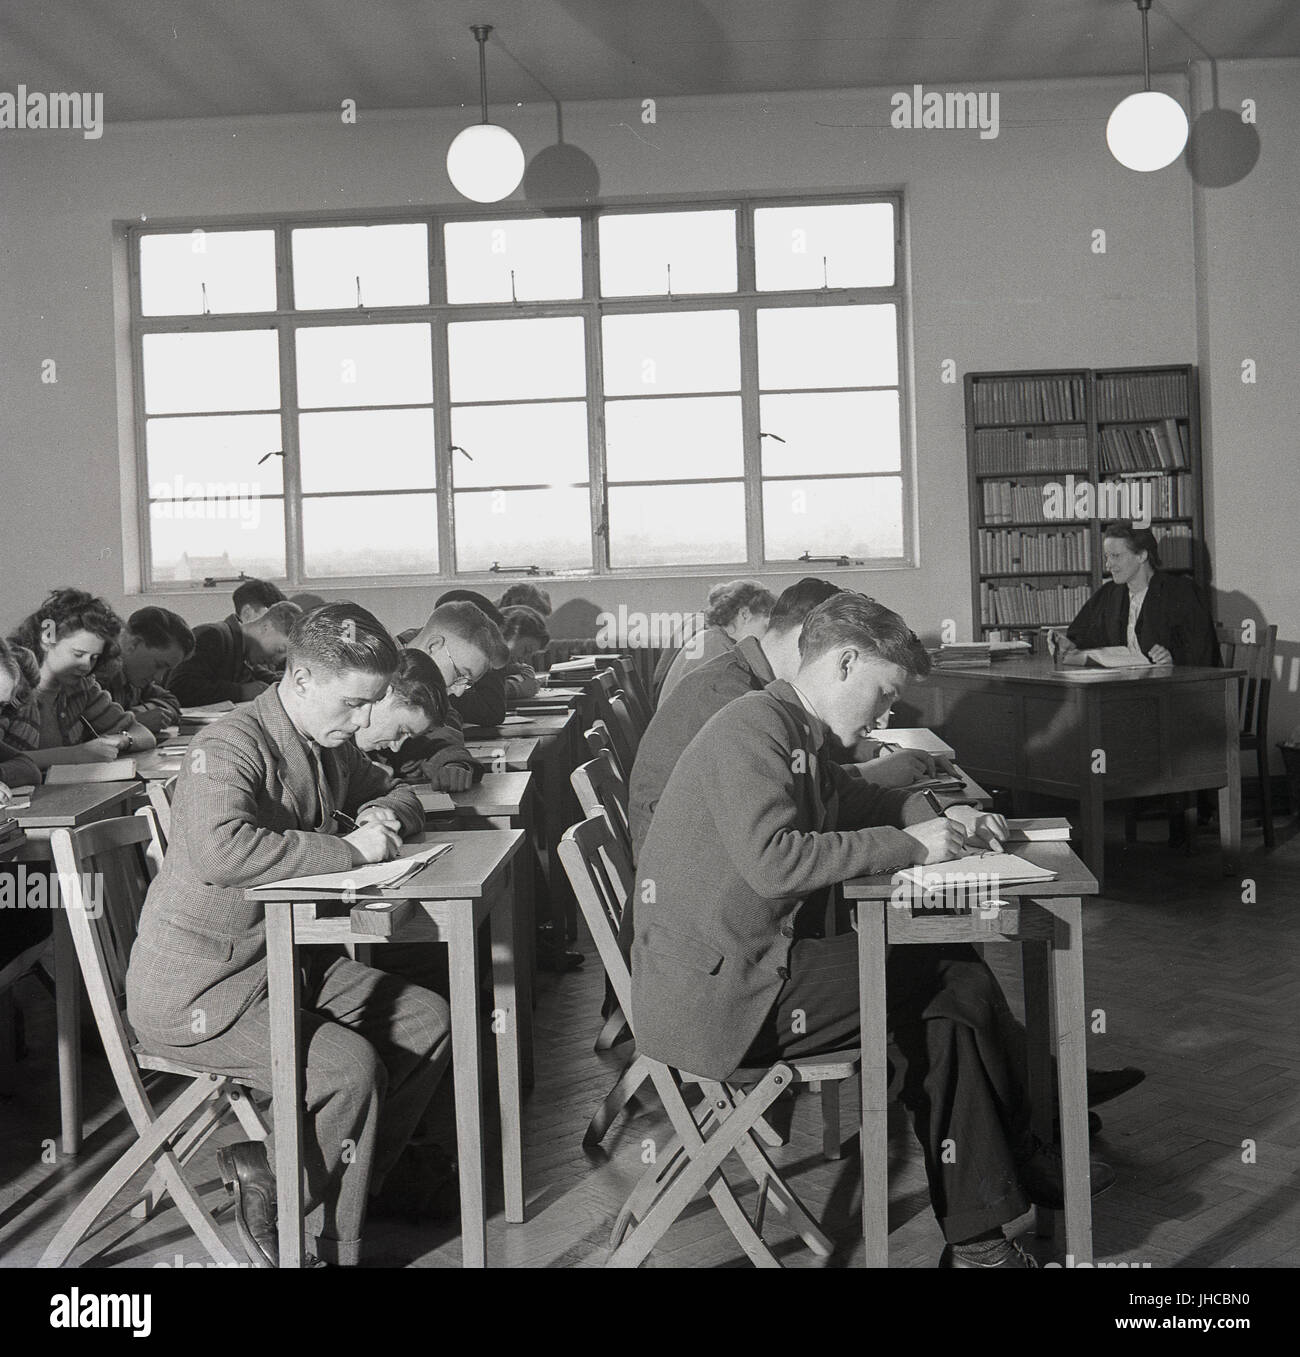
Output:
top-left (981, 473), bottom-right (1192, 523)
top-left (979, 579), bottom-right (1091, 628)
top-left (1098, 420), bottom-right (1189, 472)
top-left (973, 426), bottom-right (1088, 474)
top-left (1153, 524), bottom-right (1194, 570)
top-left (1095, 371), bottom-right (1189, 421)
top-left (971, 376), bottom-right (1087, 426)
top-left (978, 528), bottom-right (1091, 574)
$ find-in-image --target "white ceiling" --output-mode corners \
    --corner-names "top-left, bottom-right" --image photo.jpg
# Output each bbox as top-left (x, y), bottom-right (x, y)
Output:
top-left (2, 0), bottom-right (1297, 123)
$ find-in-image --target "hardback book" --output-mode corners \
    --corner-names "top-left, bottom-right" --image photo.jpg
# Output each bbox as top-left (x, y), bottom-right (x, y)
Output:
top-left (46, 759), bottom-right (138, 784)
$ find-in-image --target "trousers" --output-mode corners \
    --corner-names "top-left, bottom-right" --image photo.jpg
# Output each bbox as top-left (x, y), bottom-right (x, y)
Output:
top-left (742, 936), bottom-right (1031, 1242)
top-left (139, 949), bottom-right (451, 1265)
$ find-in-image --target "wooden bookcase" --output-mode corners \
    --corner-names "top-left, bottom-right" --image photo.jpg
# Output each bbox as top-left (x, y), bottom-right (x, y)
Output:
top-left (963, 364), bottom-right (1205, 639)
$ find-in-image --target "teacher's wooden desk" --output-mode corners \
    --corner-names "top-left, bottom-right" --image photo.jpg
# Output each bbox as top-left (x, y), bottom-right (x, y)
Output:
top-left (902, 657), bottom-right (1243, 885)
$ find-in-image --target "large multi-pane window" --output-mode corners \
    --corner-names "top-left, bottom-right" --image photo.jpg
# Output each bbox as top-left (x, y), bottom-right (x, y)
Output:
top-left (131, 196), bottom-right (908, 588)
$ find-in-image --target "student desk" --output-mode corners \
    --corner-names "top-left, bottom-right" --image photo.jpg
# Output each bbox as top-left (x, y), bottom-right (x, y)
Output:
top-left (11, 782), bottom-right (140, 1155)
top-left (428, 773), bottom-right (538, 1087)
top-left (844, 841), bottom-right (1099, 1266)
top-left (466, 712), bottom-right (581, 940)
top-left (249, 829), bottom-right (526, 1269)
top-left (901, 658), bottom-right (1243, 884)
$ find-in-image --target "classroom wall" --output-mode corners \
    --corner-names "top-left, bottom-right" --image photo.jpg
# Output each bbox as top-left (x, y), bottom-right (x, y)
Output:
top-left (1189, 58), bottom-right (1300, 763)
top-left (2, 64), bottom-right (1292, 761)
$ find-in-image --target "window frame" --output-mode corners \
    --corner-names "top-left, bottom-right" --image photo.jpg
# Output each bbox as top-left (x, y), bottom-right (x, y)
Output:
top-left (126, 192), bottom-right (911, 592)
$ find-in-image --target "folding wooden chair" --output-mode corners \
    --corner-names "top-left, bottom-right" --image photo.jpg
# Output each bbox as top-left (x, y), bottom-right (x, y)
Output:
top-left (570, 753), bottom-right (632, 867)
top-left (559, 815), bottom-right (856, 1266)
top-left (39, 809), bottom-right (267, 1268)
top-left (603, 657), bottom-right (652, 734)
top-left (144, 776), bottom-right (176, 845)
top-left (604, 693), bottom-right (642, 778)
top-left (584, 720), bottom-right (627, 781)
top-left (1217, 622), bottom-right (1278, 847)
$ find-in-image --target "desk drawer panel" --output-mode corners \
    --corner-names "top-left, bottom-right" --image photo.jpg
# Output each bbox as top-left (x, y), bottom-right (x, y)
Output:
top-left (1022, 695), bottom-right (1082, 780)
top-left (1097, 695), bottom-right (1162, 781)
top-left (1167, 688), bottom-right (1229, 780)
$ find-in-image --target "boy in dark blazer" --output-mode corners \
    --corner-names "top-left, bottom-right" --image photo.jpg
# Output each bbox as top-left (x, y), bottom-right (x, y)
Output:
top-left (632, 592), bottom-right (1099, 1268)
top-left (127, 603), bottom-right (451, 1267)
top-left (169, 601), bottom-right (299, 706)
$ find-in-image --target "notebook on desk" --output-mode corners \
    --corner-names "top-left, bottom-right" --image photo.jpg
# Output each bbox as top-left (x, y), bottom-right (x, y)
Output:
top-left (1003, 817), bottom-right (1072, 842)
top-left (46, 760), bottom-right (138, 784)
top-left (897, 851), bottom-right (1057, 887)
top-left (247, 842), bottom-right (454, 895)
top-left (868, 728), bottom-right (956, 758)
top-left (408, 785), bottom-right (457, 814)
top-left (1082, 646), bottom-right (1153, 669)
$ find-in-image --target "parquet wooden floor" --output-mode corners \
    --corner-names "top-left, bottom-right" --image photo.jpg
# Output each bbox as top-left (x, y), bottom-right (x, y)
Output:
top-left (2, 809), bottom-right (1297, 1269)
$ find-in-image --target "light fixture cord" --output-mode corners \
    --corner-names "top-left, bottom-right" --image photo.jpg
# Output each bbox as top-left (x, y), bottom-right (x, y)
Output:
top-left (1138, 0), bottom-right (1152, 91)
top-left (472, 24), bottom-right (492, 124)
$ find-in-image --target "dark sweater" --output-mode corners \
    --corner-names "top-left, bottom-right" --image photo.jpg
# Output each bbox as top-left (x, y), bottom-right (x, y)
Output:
top-left (1066, 571), bottom-right (1219, 667)
top-left (630, 680), bottom-right (923, 1080)
top-left (169, 616), bottom-right (267, 706)
top-left (629, 634), bottom-right (774, 859)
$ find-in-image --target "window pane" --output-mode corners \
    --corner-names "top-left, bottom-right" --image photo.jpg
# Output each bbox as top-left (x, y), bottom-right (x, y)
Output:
top-left (754, 203), bottom-right (895, 291)
top-left (139, 230), bottom-right (277, 316)
top-left (762, 475), bottom-right (904, 560)
top-left (142, 331), bottom-right (280, 414)
top-left (599, 210), bottom-right (737, 297)
top-left (758, 305), bottom-right (898, 390)
top-left (302, 494), bottom-right (438, 576)
top-left (447, 317), bottom-right (586, 403)
top-left (607, 483), bottom-right (746, 568)
top-left (299, 409), bottom-right (436, 493)
top-left (605, 396), bottom-right (743, 482)
top-left (759, 391), bottom-right (901, 476)
top-left (602, 311), bottom-right (740, 396)
top-left (295, 323), bottom-right (433, 408)
top-left (444, 217), bottom-right (582, 303)
top-left (450, 402), bottom-right (587, 487)
top-left (292, 224), bottom-right (430, 309)
top-left (148, 499), bottom-right (285, 582)
top-left (146, 414), bottom-right (284, 496)
top-left (453, 487), bottom-right (591, 572)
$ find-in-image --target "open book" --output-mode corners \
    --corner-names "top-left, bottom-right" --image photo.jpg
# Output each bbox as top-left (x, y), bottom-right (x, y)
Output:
top-left (46, 760), bottom-right (138, 784)
top-left (248, 842), bottom-right (455, 895)
top-left (867, 728), bottom-right (956, 758)
top-left (1081, 646), bottom-right (1153, 669)
top-left (897, 851), bottom-right (1057, 888)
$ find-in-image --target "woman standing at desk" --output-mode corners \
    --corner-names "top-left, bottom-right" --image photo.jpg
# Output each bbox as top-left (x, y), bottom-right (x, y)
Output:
top-left (1057, 523), bottom-right (1219, 667)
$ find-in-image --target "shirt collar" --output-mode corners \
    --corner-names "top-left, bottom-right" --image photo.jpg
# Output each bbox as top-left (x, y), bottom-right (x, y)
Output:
top-left (766, 677), bottom-right (830, 751)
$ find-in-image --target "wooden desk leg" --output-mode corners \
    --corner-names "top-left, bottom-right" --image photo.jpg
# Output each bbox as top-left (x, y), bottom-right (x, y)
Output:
top-left (1051, 898), bottom-right (1092, 1266)
top-left (857, 903), bottom-right (889, 1267)
top-left (1021, 938), bottom-right (1054, 1241)
top-left (266, 903), bottom-right (304, 1269)
top-left (51, 902), bottom-right (83, 1157)
top-left (490, 864), bottom-right (526, 1224)
top-left (447, 904), bottom-right (487, 1268)
top-left (1220, 680), bottom-right (1242, 876)
top-left (514, 808), bottom-right (537, 1092)
top-left (1078, 780), bottom-right (1106, 890)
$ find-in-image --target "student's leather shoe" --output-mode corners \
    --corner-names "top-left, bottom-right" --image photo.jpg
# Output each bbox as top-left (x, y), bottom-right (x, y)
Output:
top-left (939, 1238), bottom-right (1040, 1268)
top-left (216, 1141), bottom-right (278, 1268)
top-left (1017, 1139), bottom-right (1116, 1211)
top-left (1086, 1066), bottom-right (1145, 1107)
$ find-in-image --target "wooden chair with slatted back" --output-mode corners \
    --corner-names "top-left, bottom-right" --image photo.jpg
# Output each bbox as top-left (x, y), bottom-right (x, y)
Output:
top-left (39, 809), bottom-right (268, 1268)
top-left (604, 693), bottom-right (642, 778)
top-left (559, 814), bottom-right (856, 1266)
top-left (571, 753), bottom-right (632, 866)
top-left (584, 720), bottom-right (627, 781)
top-left (1217, 621), bottom-right (1279, 847)
top-left (145, 776), bottom-right (177, 845)
top-left (603, 657), bottom-right (651, 734)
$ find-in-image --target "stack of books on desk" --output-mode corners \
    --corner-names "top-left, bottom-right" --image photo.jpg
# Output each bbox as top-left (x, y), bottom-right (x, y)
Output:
top-left (931, 642), bottom-right (993, 668)
top-left (0, 813), bottom-right (23, 852)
